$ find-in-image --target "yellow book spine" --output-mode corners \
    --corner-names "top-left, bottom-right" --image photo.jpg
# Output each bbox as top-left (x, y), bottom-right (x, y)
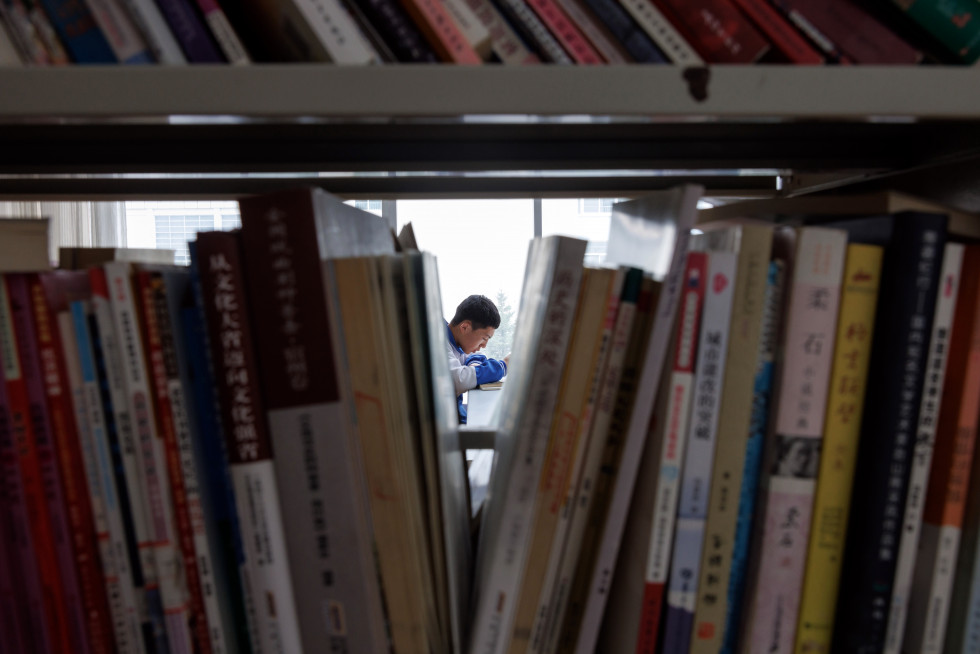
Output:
top-left (794, 243), bottom-right (884, 654)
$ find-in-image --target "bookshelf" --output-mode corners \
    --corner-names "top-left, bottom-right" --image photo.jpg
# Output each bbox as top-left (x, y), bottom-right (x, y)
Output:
top-left (1, 66), bottom-right (980, 204)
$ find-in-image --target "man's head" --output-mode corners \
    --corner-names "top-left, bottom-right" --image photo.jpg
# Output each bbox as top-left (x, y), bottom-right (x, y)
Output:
top-left (450, 294), bottom-right (501, 354)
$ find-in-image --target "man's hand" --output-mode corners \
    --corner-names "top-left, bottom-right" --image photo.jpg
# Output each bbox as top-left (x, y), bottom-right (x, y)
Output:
top-left (504, 354), bottom-right (510, 368)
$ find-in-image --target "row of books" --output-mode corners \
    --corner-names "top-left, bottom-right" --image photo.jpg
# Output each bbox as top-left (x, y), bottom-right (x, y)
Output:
top-left (0, 0), bottom-right (978, 67)
top-left (472, 188), bottom-right (980, 654)
top-left (0, 188), bottom-right (477, 654)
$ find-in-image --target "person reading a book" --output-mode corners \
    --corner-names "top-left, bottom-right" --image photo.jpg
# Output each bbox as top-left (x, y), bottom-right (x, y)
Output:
top-left (447, 294), bottom-right (509, 424)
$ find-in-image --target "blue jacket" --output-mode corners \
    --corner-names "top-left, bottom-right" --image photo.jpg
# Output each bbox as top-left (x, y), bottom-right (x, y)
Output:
top-left (447, 323), bottom-right (507, 423)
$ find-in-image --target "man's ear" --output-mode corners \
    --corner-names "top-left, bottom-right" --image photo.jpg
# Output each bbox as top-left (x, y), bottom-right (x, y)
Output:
top-left (459, 320), bottom-right (472, 333)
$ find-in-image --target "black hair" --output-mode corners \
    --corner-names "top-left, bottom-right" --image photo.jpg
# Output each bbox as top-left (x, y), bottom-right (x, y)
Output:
top-left (450, 294), bottom-right (501, 329)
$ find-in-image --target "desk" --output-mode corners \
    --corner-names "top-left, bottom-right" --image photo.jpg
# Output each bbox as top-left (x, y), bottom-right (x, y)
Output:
top-left (466, 387), bottom-right (503, 428)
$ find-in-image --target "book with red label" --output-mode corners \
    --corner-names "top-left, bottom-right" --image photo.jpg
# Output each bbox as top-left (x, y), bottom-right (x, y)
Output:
top-left (729, 0), bottom-right (822, 62)
top-left (26, 272), bottom-right (116, 654)
top-left (651, 0), bottom-right (769, 61)
top-left (0, 273), bottom-right (78, 654)
top-left (524, 0), bottom-right (603, 62)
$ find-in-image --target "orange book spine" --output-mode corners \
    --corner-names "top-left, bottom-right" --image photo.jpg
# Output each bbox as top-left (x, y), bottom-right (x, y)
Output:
top-left (397, 0), bottom-right (483, 62)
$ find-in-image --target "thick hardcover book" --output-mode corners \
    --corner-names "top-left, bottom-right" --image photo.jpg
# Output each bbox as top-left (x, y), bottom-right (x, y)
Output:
top-left (792, 243), bottom-right (886, 654)
top-left (651, 0), bottom-right (769, 61)
top-left (688, 225), bottom-right (775, 654)
top-left (660, 251), bottom-right (738, 654)
top-left (770, 0), bottom-right (921, 63)
top-left (904, 244), bottom-right (980, 654)
top-left (890, 0), bottom-right (980, 63)
top-left (117, 0), bottom-right (187, 62)
top-left (741, 227), bottom-right (848, 654)
top-left (152, 0), bottom-right (224, 61)
top-left (616, 0), bottom-right (702, 63)
top-left (351, 0), bottom-right (440, 61)
top-left (524, 0), bottom-right (603, 62)
top-left (507, 267), bottom-right (618, 654)
top-left (575, 0), bottom-right (667, 62)
top-left (191, 0), bottom-right (250, 63)
top-left (90, 266), bottom-right (171, 654)
top-left (135, 269), bottom-right (213, 654)
top-left (490, 0), bottom-right (572, 62)
top-left (238, 189), bottom-right (391, 653)
top-left (830, 211), bottom-right (949, 654)
top-left (468, 235), bottom-right (587, 654)
top-left (36, 0), bottom-right (117, 61)
top-left (26, 273), bottom-right (117, 654)
top-left (103, 262), bottom-right (196, 654)
top-left (195, 229), bottom-right (301, 654)
top-left (883, 243), bottom-right (965, 654)
top-left (728, 0), bottom-right (822, 62)
top-left (82, 0), bottom-right (155, 62)
top-left (0, 274), bottom-right (78, 654)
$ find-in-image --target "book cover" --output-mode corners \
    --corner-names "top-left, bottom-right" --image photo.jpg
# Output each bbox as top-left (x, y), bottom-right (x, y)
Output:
top-left (660, 250), bottom-right (738, 654)
top-left (883, 242), bottom-right (965, 654)
top-left (831, 211), bottom-right (948, 654)
top-left (689, 225), bottom-right (776, 654)
top-left (904, 242), bottom-right (980, 654)
top-left (651, 0), bottom-right (769, 61)
top-left (793, 243), bottom-right (886, 654)
top-left (741, 227), bottom-right (848, 654)
top-left (891, 0), bottom-right (980, 63)
top-left (238, 189), bottom-right (391, 653)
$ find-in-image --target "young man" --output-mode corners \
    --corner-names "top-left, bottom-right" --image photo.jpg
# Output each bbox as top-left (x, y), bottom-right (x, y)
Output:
top-left (447, 294), bottom-right (508, 424)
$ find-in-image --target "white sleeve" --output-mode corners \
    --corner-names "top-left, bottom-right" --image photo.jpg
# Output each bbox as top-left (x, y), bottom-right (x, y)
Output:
top-left (448, 347), bottom-right (477, 395)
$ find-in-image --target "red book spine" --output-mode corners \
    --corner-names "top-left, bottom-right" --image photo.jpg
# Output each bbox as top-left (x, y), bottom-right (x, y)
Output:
top-left (652, 0), bottom-right (769, 61)
top-left (135, 270), bottom-right (211, 654)
top-left (29, 273), bottom-right (116, 654)
top-left (525, 0), bottom-right (604, 62)
top-left (397, 0), bottom-right (483, 62)
top-left (0, 273), bottom-right (75, 654)
top-left (729, 0), bottom-right (822, 62)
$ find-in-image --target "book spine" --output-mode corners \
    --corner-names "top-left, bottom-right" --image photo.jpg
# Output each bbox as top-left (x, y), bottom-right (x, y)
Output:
top-left (28, 274), bottom-right (116, 654)
top-left (67, 300), bottom-right (148, 654)
top-left (136, 271), bottom-right (213, 654)
top-left (527, 268), bottom-right (624, 654)
top-left (791, 243), bottom-right (886, 654)
top-left (635, 251), bottom-right (708, 654)
top-left (0, 14), bottom-right (24, 62)
top-left (660, 251), bottom-right (739, 654)
top-left (190, 0), bottom-right (250, 62)
top-left (904, 245), bottom-right (980, 654)
top-left (551, 0), bottom-right (626, 62)
top-left (576, 0), bottom-right (667, 61)
top-left (83, 0), bottom-right (155, 62)
top-left (690, 226), bottom-right (776, 654)
top-left (195, 230), bottom-right (298, 654)
top-left (0, 0), bottom-right (55, 63)
top-left (460, 0), bottom-right (540, 63)
top-left (617, 0), bottom-right (703, 63)
top-left (351, 0), bottom-right (441, 62)
top-left (723, 260), bottom-right (785, 654)
top-left (103, 262), bottom-right (195, 654)
top-left (397, 0), bottom-right (483, 61)
top-left (152, 0), bottom-right (224, 61)
top-left (0, 392), bottom-right (25, 654)
top-left (22, 0), bottom-right (72, 62)
top-left (284, 0), bottom-right (381, 63)
top-left (439, 0), bottom-right (492, 57)
top-left (833, 213), bottom-right (948, 654)
top-left (883, 242), bottom-right (965, 654)
top-left (728, 0), bottom-right (822, 63)
top-left (89, 267), bottom-right (172, 654)
top-left (468, 236), bottom-right (586, 654)
top-left (742, 228), bottom-right (848, 654)
top-left (116, 0), bottom-right (187, 62)
top-left (238, 192), bottom-right (393, 653)
top-left (0, 274), bottom-right (77, 654)
top-left (36, 0), bottom-right (117, 61)
top-left (523, 0), bottom-right (602, 62)
top-left (651, 0), bottom-right (769, 61)
top-left (491, 0), bottom-right (572, 62)
top-left (0, 354), bottom-right (52, 654)
top-left (895, 0), bottom-right (980, 63)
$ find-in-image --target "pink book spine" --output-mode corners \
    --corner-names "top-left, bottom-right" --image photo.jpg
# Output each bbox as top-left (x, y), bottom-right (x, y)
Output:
top-left (524, 0), bottom-right (604, 62)
top-left (742, 228), bottom-right (848, 654)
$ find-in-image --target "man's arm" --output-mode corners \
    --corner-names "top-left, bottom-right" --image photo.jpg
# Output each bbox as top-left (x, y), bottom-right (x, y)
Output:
top-left (449, 349), bottom-right (478, 396)
top-left (467, 355), bottom-right (507, 386)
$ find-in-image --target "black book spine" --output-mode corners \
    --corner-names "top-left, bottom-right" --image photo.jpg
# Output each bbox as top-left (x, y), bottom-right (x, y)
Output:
top-left (352, 0), bottom-right (440, 61)
top-left (832, 211), bottom-right (949, 654)
top-left (577, 0), bottom-right (667, 62)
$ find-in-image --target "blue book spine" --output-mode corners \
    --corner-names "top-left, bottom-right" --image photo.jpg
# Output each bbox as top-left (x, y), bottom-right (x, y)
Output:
top-left (153, 0), bottom-right (224, 61)
top-left (721, 260), bottom-right (783, 654)
top-left (578, 0), bottom-right (667, 62)
top-left (73, 302), bottom-right (170, 654)
top-left (38, 0), bottom-right (117, 62)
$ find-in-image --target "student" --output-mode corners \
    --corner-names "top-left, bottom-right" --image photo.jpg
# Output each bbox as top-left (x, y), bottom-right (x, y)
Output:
top-left (447, 294), bottom-right (508, 423)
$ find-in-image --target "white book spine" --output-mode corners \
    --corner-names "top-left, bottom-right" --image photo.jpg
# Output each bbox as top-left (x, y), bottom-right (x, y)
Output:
top-left (104, 263), bottom-right (194, 654)
top-left (439, 0), bottom-right (492, 58)
top-left (617, 0), bottom-right (703, 64)
top-left (84, 0), bottom-right (154, 62)
top-left (460, 0), bottom-right (539, 64)
top-left (291, 0), bottom-right (381, 63)
top-left (62, 306), bottom-right (146, 654)
top-left (884, 242), bottom-right (964, 654)
top-left (117, 0), bottom-right (187, 63)
top-left (469, 237), bottom-right (586, 654)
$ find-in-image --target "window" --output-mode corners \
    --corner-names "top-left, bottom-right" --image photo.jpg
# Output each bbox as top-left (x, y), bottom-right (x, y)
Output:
top-left (125, 201), bottom-right (241, 265)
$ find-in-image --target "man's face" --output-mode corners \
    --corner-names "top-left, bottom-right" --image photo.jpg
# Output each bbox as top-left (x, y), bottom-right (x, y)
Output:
top-left (459, 320), bottom-right (495, 354)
